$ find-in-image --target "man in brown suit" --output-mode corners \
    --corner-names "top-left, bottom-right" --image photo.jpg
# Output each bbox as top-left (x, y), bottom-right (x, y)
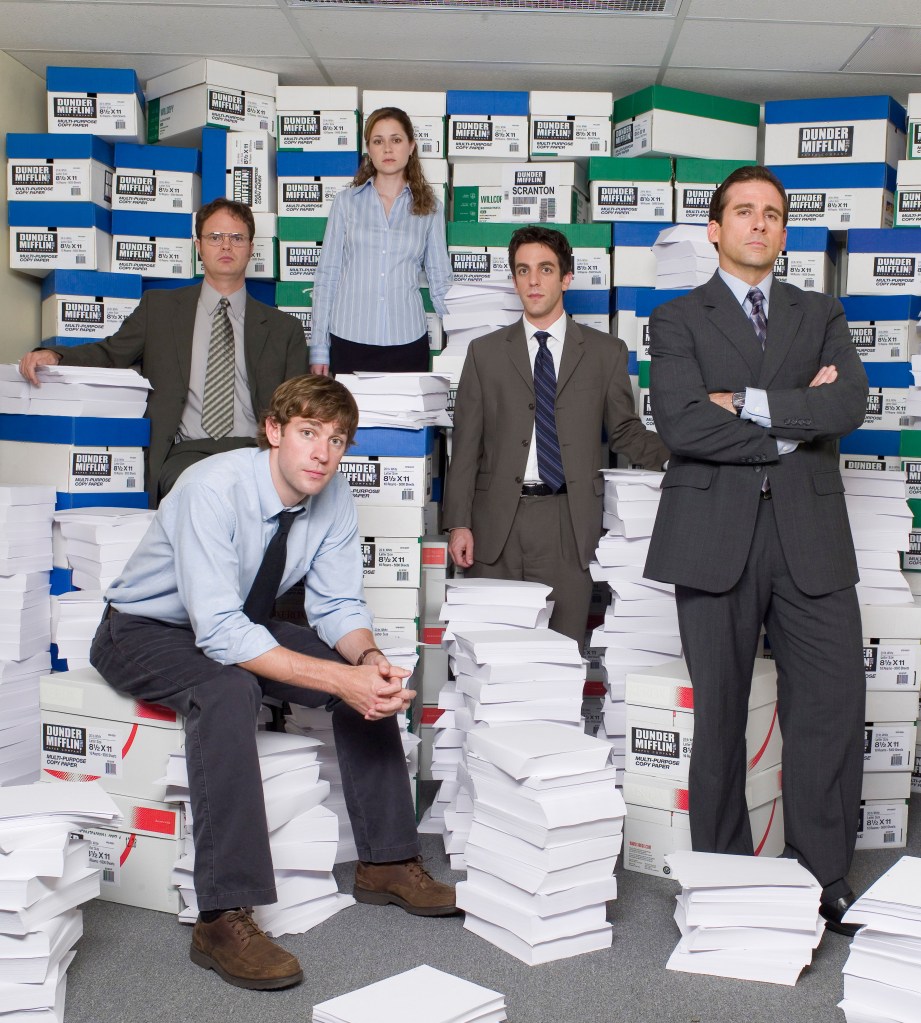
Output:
top-left (444, 226), bottom-right (668, 642)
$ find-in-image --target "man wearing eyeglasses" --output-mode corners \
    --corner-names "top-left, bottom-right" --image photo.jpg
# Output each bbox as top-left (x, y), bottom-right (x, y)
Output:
top-left (18, 198), bottom-right (307, 506)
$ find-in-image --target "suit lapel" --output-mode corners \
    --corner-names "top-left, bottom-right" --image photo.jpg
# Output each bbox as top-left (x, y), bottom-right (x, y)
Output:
top-left (507, 320), bottom-right (534, 392)
top-left (702, 273), bottom-right (764, 378)
top-left (757, 282), bottom-right (802, 389)
top-left (174, 285), bottom-right (201, 394)
top-left (556, 316), bottom-right (584, 394)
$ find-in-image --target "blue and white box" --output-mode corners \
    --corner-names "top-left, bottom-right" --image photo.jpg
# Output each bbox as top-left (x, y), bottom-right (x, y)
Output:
top-left (112, 143), bottom-right (201, 214)
top-left (110, 211), bottom-right (193, 278)
top-left (8, 201), bottom-right (111, 276)
top-left (7, 134), bottom-right (113, 206)
top-left (771, 163), bottom-right (896, 230)
top-left (46, 67), bottom-right (145, 143)
top-left (447, 91), bottom-right (529, 162)
top-left (846, 229), bottom-right (921, 295)
top-left (226, 130), bottom-right (276, 213)
top-left (840, 296), bottom-right (921, 363)
top-left (40, 270), bottom-right (141, 342)
top-left (276, 151), bottom-right (358, 217)
top-left (773, 227), bottom-right (836, 293)
top-left (908, 95), bottom-right (921, 161)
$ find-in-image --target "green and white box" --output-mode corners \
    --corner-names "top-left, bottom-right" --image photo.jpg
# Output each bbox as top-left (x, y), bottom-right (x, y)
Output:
top-left (896, 160), bottom-right (921, 226)
top-left (275, 86), bottom-right (360, 152)
top-left (451, 163), bottom-right (506, 223)
top-left (275, 281), bottom-right (312, 348)
top-left (529, 91), bottom-right (612, 162)
top-left (362, 91), bottom-right (446, 159)
top-left (277, 217), bottom-right (326, 283)
top-left (146, 60), bottom-right (277, 147)
top-left (909, 94), bottom-right (921, 160)
top-left (613, 86), bottom-right (758, 162)
top-left (587, 157), bottom-right (673, 222)
top-left (674, 158), bottom-right (752, 224)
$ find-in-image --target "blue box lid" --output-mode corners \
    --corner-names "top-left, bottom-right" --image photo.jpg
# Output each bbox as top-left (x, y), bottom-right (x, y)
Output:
top-left (54, 491), bottom-right (149, 510)
top-left (613, 287), bottom-right (642, 312)
top-left (611, 222), bottom-right (666, 248)
top-left (636, 289), bottom-right (692, 316)
top-left (142, 277), bottom-right (199, 292)
top-left (7, 201), bottom-right (111, 231)
top-left (40, 269), bottom-right (142, 300)
top-left (839, 428), bottom-right (901, 456)
top-left (113, 142), bottom-right (201, 174)
top-left (840, 295), bottom-right (921, 320)
top-left (783, 226), bottom-right (836, 260)
top-left (111, 210), bottom-right (193, 239)
top-left (46, 66), bottom-right (145, 108)
top-left (6, 133), bottom-right (114, 164)
top-left (564, 290), bottom-right (612, 315)
top-left (627, 351), bottom-right (639, 375)
top-left (349, 427), bottom-right (437, 457)
top-left (201, 125), bottom-right (229, 206)
top-left (864, 363), bottom-right (914, 388)
top-left (770, 162), bottom-right (897, 191)
top-left (49, 567), bottom-right (74, 596)
top-left (446, 91), bottom-right (529, 116)
top-left (847, 228), bottom-right (921, 254)
top-left (0, 413), bottom-right (150, 446)
top-left (764, 95), bottom-right (907, 130)
top-left (276, 151), bottom-right (361, 177)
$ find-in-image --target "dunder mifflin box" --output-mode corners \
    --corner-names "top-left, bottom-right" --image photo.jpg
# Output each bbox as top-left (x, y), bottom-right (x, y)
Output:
top-left (361, 537), bottom-right (422, 588)
top-left (862, 388), bottom-right (908, 431)
top-left (855, 799), bottom-right (908, 849)
top-left (110, 211), bottom-right (193, 278)
top-left (8, 201), bottom-right (111, 276)
top-left (0, 441), bottom-right (144, 494)
top-left (146, 60), bottom-right (277, 147)
top-left (338, 454), bottom-right (433, 507)
top-left (611, 224), bottom-right (662, 289)
top-left (451, 162), bottom-right (589, 224)
top-left (612, 86), bottom-right (759, 161)
top-left (764, 95), bottom-right (907, 168)
top-left (7, 134), bottom-right (113, 206)
top-left (224, 130), bottom-right (276, 213)
top-left (864, 721), bottom-right (917, 773)
top-left (863, 641), bottom-right (919, 691)
top-left (275, 86), bottom-right (360, 152)
top-left (274, 281), bottom-right (312, 348)
top-left (587, 157), bottom-right (673, 223)
top-left (277, 217), bottom-right (326, 283)
top-left (846, 228), bottom-right (921, 295)
top-left (40, 269), bottom-right (141, 342)
top-left (895, 160), bottom-right (921, 227)
top-left (771, 163), bottom-right (896, 231)
top-left (446, 91), bottom-right (529, 162)
top-left (46, 66), bottom-right (145, 143)
top-left (772, 226), bottom-right (836, 293)
top-left (840, 296), bottom-right (921, 363)
top-left (111, 143), bottom-right (201, 214)
top-left (909, 94), bottom-right (921, 160)
top-left (362, 91), bottom-right (446, 159)
top-left (276, 151), bottom-right (358, 217)
top-left (673, 158), bottom-right (753, 223)
top-left (529, 91), bottom-right (612, 162)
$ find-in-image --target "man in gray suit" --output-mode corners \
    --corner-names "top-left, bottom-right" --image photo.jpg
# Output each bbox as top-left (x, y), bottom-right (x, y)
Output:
top-left (19, 198), bottom-right (306, 506)
top-left (645, 166), bottom-right (868, 934)
top-left (444, 226), bottom-right (668, 642)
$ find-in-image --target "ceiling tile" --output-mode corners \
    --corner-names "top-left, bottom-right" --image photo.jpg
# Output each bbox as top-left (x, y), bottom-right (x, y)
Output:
top-left (845, 27), bottom-right (921, 75)
top-left (686, 0), bottom-right (921, 26)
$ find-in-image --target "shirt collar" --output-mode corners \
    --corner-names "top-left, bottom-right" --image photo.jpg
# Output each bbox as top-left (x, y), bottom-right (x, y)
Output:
top-left (200, 279), bottom-right (247, 321)
top-left (523, 310), bottom-right (568, 346)
top-left (254, 449), bottom-right (309, 522)
top-left (717, 267), bottom-right (774, 309)
top-left (353, 177), bottom-right (411, 199)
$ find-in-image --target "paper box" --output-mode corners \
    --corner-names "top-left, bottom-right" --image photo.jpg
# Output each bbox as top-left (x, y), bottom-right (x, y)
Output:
top-left (447, 91), bottom-right (529, 162)
top-left (865, 688), bottom-right (920, 722)
top-left (587, 157), bottom-right (673, 223)
top-left (110, 210), bottom-right (193, 278)
top-left (862, 770), bottom-right (912, 801)
top-left (372, 619), bottom-right (419, 644)
top-left (846, 228), bottom-right (921, 295)
top-left (277, 217), bottom-right (325, 283)
top-left (356, 504), bottom-right (426, 539)
top-left (7, 134), bottom-right (113, 206)
top-left (275, 86), bottom-right (359, 152)
top-left (46, 67), bottom-right (145, 143)
top-left (841, 296), bottom-right (921, 363)
top-left (529, 91), bottom-right (612, 162)
top-left (111, 143), bottom-right (201, 214)
top-left (8, 200), bottom-right (111, 276)
top-left (861, 598), bottom-right (921, 639)
top-left (864, 722), bottom-right (917, 772)
top-left (913, 743), bottom-right (921, 793)
top-left (862, 388), bottom-right (908, 431)
top-left (361, 538), bottom-right (422, 588)
top-left (611, 223), bottom-right (662, 288)
top-left (500, 163), bottom-right (589, 224)
top-left (363, 586), bottom-right (420, 621)
top-left (0, 442), bottom-right (143, 494)
top-left (673, 158), bottom-right (753, 224)
top-left (612, 86), bottom-right (759, 161)
top-left (895, 159), bottom-right (921, 227)
top-left (772, 162), bottom-right (896, 231)
top-left (854, 799), bottom-right (908, 849)
top-left (276, 151), bottom-right (357, 217)
top-left (40, 270), bottom-right (141, 342)
top-left (224, 130), bottom-right (276, 213)
top-left (339, 454), bottom-right (433, 507)
top-left (772, 226), bottom-right (837, 292)
top-left (362, 91), bottom-right (446, 159)
top-left (764, 95), bottom-right (907, 167)
top-left (863, 642), bottom-right (919, 690)
top-left (908, 94), bottom-right (921, 160)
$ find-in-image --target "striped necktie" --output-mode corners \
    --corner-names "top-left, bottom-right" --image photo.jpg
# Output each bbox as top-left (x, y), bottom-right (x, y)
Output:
top-left (201, 297), bottom-right (235, 440)
top-left (748, 287), bottom-right (767, 349)
top-left (533, 331), bottom-right (565, 493)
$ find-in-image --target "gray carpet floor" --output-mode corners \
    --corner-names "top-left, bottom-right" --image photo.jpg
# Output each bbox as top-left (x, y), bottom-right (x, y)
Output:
top-left (62, 789), bottom-right (921, 1023)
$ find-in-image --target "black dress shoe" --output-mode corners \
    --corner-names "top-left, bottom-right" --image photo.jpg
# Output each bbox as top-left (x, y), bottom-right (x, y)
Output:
top-left (820, 891), bottom-right (860, 937)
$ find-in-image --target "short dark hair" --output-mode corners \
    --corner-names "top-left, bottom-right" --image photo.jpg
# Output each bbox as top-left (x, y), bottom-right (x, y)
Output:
top-left (708, 166), bottom-right (789, 226)
top-left (195, 198), bottom-right (256, 240)
top-left (508, 226), bottom-right (573, 278)
top-left (257, 374), bottom-right (359, 449)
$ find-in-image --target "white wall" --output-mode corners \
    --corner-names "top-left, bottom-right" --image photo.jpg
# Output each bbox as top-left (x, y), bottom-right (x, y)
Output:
top-left (0, 54), bottom-right (45, 363)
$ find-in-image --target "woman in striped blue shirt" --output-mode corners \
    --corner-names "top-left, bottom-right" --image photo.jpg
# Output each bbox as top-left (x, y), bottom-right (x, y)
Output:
top-left (309, 107), bottom-right (452, 376)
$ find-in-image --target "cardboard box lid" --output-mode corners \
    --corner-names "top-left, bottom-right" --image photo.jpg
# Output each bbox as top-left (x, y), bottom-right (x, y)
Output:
top-left (673, 158), bottom-right (755, 184)
top-left (447, 90), bottom-right (529, 116)
top-left (530, 91), bottom-right (613, 117)
top-left (40, 666), bottom-right (182, 729)
top-left (626, 657), bottom-right (778, 712)
top-left (362, 90), bottom-right (446, 116)
top-left (40, 270), bottom-right (142, 301)
top-left (0, 413), bottom-right (149, 447)
top-left (564, 290), bottom-right (612, 315)
top-left (277, 216), bottom-right (327, 242)
top-left (781, 226), bottom-right (837, 260)
top-left (588, 156), bottom-right (674, 183)
top-left (110, 210), bottom-right (193, 239)
top-left (350, 427), bottom-right (436, 457)
top-left (146, 59), bottom-right (277, 102)
top-left (113, 142), bottom-right (201, 175)
top-left (613, 86), bottom-right (759, 128)
top-left (276, 150), bottom-right (360, 178)
top-left (611, 221), bottom-right (667, 248)
top-left (861, 598), bottom-right (921, 639)
top-left (847, 227), bottom-right (921, 253)
top-left (8, 200), bottom-right (111, 231)
top-left (635, 288), bottom-right (693, 316)
top-left (897, 159), bottom-right (921, 186)
top-left (764, 94), bottom-right (907, 129)
top-left (773, 162), bottom-right (896, 190)
top-left (274, 281), bottom-right (313, 307)
top-left (446, 221), bottom-right (609, 249)
top-left (46, 66), bottom-right (144, 107)
top-left (7, 133), bottom-right (114, 164)
top-left (275, 85), bottom-right (359, 109)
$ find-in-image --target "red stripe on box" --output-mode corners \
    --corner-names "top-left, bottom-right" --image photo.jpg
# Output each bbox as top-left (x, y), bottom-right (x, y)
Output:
top-left (675, 685), bottom-right (694, 709)
top-left (119, 833), bottom-right (137, 866)
top-left (675, 787), bottom-right (689, 812)
top-left (45, 770), bottom-right (98, 782)
top-left (754, 798), bottom-right (778, 856)
top-left (135, 701), bottom-right (177, 723)
top-left (583, 681), bottom-right (606, 698)
top-left (747, 705), bottom-right (777, 771)
top-left (421, 707), bottom-right (445, 725)
top-left (132, 805), bottom-right (177, 836)
top-left (121, 723), bottom-right (139, 758)
top-left (422, 627), bottom-right (445, 645)
top-left (421, 547), bottom-right (446, 566)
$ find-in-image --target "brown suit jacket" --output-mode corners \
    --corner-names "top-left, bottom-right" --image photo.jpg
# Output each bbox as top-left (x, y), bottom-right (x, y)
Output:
top-left (443, 316), bottom-right (668, 568)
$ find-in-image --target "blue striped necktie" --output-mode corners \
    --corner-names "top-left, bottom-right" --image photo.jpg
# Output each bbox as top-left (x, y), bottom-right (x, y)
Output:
top-left (533, 331), bottom-right (565, 493)
top-left (748, 287), bottom-right (767, 349)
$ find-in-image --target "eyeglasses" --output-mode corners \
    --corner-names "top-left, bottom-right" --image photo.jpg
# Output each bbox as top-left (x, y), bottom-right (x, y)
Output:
top-left (201, 232), bottom-right (250, 247)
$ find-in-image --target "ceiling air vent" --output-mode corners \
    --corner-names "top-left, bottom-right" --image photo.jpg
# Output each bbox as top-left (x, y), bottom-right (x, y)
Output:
top-left (287, 0), bottom-right (681, 13)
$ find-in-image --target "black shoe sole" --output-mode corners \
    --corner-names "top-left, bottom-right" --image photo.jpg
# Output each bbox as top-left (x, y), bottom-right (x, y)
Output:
top-left (352, 886), bottom-right (463, 917)
top-left (819, 909), bottom-right (860, 938)
top-left (190, 945), bottom-right (304, 989)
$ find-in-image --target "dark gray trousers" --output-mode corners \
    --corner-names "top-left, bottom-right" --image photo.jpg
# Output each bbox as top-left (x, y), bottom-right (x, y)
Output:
top-left (675, 496), bottom-right (865, 893)
top-left (90, 610), bottom-right (420, 911)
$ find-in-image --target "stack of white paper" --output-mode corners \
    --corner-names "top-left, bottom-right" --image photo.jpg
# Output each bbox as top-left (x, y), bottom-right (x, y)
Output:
top-left (839, 855), bottom-right (921, 1022)
top-left (312, 964), bottom-right (506, 1023)
top-left (165, 730), bottom-right (354, 936)
top-left (843, 467), bottom-right (914, 606)
top-left (457, 722), bottom-right (620, 965)
top-left (0, 781), bottom-right (120, 1021)
top-left (591, 469), bottom-right (681, 769)
top-left (432, 281), bottom-right (523, 385)
top-left (652, 225), bottom-right (719, 289)
top-left (907, 355), bottom-right (921, 418)
top-left (50, 591), bottom-right (106, 670)
top-left (53, 507), bottom-right (155, 592)
top-left (664, 850), bottom-right (823, 986)
top-left (336, 373), bottom-right (452, 430)
top-left (0, 365), bottom-right (151, 418)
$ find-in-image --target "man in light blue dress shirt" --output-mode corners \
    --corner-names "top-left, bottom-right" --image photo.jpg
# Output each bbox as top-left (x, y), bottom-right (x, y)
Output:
top-left (90, 375), bottom-right (457, 991)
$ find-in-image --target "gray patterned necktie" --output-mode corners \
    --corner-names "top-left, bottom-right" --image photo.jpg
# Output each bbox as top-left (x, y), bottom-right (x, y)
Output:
top-left (748, 287), bottom-right (767, 349)
top-left (201, 297), bottom-right (234, 439)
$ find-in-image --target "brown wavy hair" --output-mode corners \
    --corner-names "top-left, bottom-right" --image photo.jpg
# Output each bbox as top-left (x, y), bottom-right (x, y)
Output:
top-left (353, 107), bottom-right (438, 216)
top-left (257, 374), bottom-right (359, 449)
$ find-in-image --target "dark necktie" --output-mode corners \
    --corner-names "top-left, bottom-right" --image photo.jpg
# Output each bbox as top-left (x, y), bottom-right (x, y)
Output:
top-left (747, 287), bottom-right (768, 349)
top-left (243, 512), bottom-right (299, 626)
top-left (533, 331), bottom-right (565, 493)
top-left (201, 297), bottom-right (235, 439)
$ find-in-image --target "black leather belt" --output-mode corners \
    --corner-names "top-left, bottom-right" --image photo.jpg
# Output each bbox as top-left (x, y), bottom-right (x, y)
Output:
top-left (520, 483), bottom-right (566, 497)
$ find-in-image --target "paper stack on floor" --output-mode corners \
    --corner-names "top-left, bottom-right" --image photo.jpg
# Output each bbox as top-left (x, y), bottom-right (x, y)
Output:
top-left (458, 721), bottom-right (621, 965)
top-left (652, 225), bottom-right (718, 289)
top-left (664, 850), bottom-right (824, 986)
top-left (839, 855), bottom-right (921, 1022)
top-left (0, 781), bottom-right (120, 1022)
top-left (312, 964), bottom-right (506, 1023)
top-left (0, 365), bottom-right (151, 418)
top-left (50, 591), bottom-right (106, 670)
top-left (337, 373), bottom-right (452, 429)
top-left (0, 486), bottom-right (56, 786)
top-left (165, 730), bottom-right (354, 936)
top-left (591, 469), bottom-right (681, 776)
top-left (53, 507), bottom-right (154, 592)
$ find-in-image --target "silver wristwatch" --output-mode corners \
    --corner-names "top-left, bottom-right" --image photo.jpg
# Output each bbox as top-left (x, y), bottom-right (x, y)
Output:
top-left (731, 391), bottom-right (746, 415)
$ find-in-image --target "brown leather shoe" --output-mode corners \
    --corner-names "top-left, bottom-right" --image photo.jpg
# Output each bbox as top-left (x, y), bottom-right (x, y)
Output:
top-left (353, 857), bottom-right (461, 917)
top-left (190, 910), bottom-right (303, 990)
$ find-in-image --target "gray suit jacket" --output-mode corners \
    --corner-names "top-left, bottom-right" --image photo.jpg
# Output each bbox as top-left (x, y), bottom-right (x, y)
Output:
top-left (46, 284), bottom-right (307, 506)
top-left (443, 316), bottom-right (669, 568)
top-left (644, 273), bottom-right (868, 596)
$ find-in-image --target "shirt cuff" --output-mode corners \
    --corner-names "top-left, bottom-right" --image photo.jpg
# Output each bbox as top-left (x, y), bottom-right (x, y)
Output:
top-left (777, 438), bottom-right (800, 456)
top-left (740, 387), bottom-right (771, 428)
top-left (310, 345), bottom-right (330, 365)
